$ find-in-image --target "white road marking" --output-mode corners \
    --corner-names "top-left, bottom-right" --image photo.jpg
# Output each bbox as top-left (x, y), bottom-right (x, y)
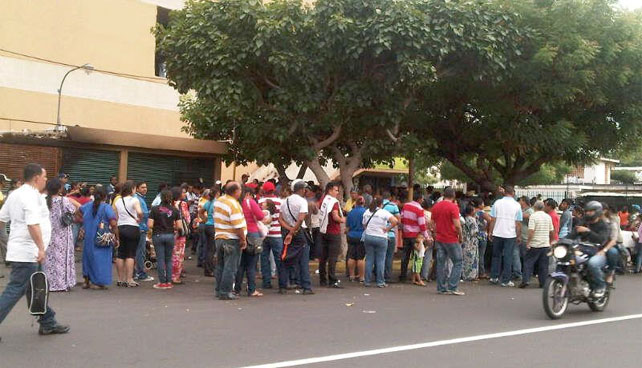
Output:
top-left (240, 314), bottom-right (642, 368)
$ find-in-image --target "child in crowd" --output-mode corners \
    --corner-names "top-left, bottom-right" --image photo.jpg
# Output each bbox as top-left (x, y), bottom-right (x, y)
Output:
top-left (411, 233), bottom-right (426, 287)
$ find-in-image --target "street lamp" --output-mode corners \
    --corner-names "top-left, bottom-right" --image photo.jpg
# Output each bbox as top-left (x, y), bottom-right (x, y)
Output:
top-left (56, 63), bottom-right (94, 131)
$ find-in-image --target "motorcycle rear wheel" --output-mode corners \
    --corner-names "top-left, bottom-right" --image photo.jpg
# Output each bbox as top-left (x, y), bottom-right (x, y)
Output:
top-left (588, 290), bottom-right (610, 312)
top-left (543, 278), bottom-right (568, 319)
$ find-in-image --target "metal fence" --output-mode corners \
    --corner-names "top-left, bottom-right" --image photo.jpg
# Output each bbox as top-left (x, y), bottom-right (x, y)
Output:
top-left (515, 189), bottom-right (574, 203)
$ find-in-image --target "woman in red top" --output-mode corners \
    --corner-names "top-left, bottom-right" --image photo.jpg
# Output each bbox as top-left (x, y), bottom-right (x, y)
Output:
top-left (235, 185), bottom-right (267, 297)
top-left (619, 206), bottom-right (629, 230)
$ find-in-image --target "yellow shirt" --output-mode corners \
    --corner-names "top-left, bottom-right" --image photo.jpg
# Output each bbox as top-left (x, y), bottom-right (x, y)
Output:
top-left (214, 194), bottom-right (247, 240)
top-left (344, 197), bottom-right (355, 213)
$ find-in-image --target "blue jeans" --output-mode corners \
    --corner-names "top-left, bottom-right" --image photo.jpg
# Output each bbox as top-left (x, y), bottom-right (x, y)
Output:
top-left (235, 233), bottom-right (260, 295)
top-left (196, 224), bottom-right (206, 266)
top-left (152, 233), bottom-right (175, 284)
top-left (522, 247), bottom-right (549, 287)
top-left (135, 230), bottom-right (149, 279)
top-left (215, 238), bottom-right (242, 297)
top-left (384, 237), bottom-right (396, 282)
top-left (436, 242), bottom-right (463, 292)
top-left (261, 236), bottom-right (285, 288)
top-left (0, 262), bottom-right (57, 328)
top-left (635, 243), bottom-right (642, 273)
top-left (512, 242), bottom-right (523, 279)
top-left (490, 236), bottom-right (516, 284)
top-left (586, 247), bottom-right (620, 290)
top-left (420, 245), bottom-right (433, 280)
top-left (364, 235), bottom-right (387, 286)
top-left (478, 236), bottom-right (487, 275)
top-left (278, 230), bottom-right (312, 290)
top-left (71, 223), bottom-right (81, 248)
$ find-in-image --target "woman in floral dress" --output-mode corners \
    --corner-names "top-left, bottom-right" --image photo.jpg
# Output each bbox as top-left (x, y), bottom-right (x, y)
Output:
top-left (171, 186), bottom-right (190, 284)
top-left (44, 178), bottom-right (80, 291)
top-left (461, 204), bottom-right (479, 281)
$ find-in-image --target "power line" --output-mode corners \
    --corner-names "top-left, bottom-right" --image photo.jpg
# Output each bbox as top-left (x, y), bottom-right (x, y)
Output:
top-left (0, 48), bottom-right (168, 84)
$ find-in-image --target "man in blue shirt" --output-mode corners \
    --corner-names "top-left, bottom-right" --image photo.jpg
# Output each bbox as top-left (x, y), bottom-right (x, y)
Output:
top-left (382, 191), bottom-right (401, 283)
top-left (134, 181), bottom-right (153, 282)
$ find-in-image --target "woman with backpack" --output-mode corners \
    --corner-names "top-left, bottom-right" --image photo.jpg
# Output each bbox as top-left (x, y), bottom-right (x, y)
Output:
top-left (44, 178), bottom-right (80, 291)
top-left (79, 185), bottom-right (119, 289)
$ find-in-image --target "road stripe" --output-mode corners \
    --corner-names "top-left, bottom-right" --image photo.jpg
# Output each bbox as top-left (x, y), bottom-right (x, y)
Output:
top-left (240, 314), bottom-right (642, 368)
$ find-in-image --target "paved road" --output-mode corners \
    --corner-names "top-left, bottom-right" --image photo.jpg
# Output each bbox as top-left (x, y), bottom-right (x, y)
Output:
top-left (0, 259), bottom-right (640, 368)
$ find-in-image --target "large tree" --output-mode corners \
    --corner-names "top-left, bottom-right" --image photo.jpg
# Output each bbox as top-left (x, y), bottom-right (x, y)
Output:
top-left (401, 0), bottom-right (642, 192)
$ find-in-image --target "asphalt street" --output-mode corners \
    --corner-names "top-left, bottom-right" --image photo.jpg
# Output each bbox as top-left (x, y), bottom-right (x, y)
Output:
top-left (0, 259), bottom-right (640, 368)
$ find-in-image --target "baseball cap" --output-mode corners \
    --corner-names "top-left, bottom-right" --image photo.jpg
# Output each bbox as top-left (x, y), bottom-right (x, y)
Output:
top-left (262, 181), bottom-right (276, 192)
top-left (246, 183), bottom-right (258, 190)
top-left (291, 179), bottom-right (308, 192)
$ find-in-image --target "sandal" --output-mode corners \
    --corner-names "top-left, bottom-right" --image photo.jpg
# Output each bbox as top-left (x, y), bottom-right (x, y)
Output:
top-left (90, 284), bottom-right (108, 290)
top-left (116, 281), bottom-right (126, 287)
top-left (127, 281), bottom-right (139, 287)
top-left (413, 281), bottom-right (427, 287)
top-left (249, 291), bottom-right (263, 297)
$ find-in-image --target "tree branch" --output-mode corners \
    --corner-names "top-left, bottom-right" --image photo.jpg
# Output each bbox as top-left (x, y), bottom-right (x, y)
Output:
top-left (310, 124), bottom-right (343, 151)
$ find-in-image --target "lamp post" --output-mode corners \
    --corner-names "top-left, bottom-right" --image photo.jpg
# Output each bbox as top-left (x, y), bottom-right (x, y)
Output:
top-left (56, 63), bottom-right (94, 131)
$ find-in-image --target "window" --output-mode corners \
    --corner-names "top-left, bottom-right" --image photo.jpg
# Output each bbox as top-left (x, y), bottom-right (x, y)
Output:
top-left (155, 7), bottom-right (170, 78)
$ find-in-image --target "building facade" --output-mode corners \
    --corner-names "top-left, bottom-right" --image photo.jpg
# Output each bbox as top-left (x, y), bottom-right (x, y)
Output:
top-left (0, 0), bottom-right (256, 196)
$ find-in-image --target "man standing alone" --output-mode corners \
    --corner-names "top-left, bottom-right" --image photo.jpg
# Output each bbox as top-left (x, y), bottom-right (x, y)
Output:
top-left (489, 185), bottom-right (523, 287)
top-left (0, 163), bottom-right (70, 338)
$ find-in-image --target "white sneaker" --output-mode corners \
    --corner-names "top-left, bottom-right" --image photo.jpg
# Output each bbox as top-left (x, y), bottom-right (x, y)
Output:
top-left (501, 281), bottom-right (515, 287)
top-left (449, 290), bottom-right (466, 296)
top-left (139, 275), bottom-right (154, 282)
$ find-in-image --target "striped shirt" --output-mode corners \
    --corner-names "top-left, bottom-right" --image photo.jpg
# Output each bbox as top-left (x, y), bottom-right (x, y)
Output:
top-left (258, 195), bottom-right (282, 238)
top-left (400, 201), bottom-right (429, 239)
top-left (214, 194), bottom-right (247, 240)
top-left (528, 211), bottom-right (554, 248)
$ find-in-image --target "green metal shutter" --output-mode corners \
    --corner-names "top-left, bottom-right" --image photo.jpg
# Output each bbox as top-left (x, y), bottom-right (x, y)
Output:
top-left (61, 148), bottom-right (120, 187)
top-left (127, 152), bottom-right (215, 205)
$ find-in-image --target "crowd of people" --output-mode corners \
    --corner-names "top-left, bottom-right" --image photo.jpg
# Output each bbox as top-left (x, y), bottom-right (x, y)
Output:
top-left (0, 163), bottom-right (641, 337)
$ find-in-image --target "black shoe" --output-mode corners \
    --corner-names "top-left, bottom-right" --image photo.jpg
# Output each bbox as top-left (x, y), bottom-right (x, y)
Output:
top-left (39, 324), bottom-right (70, 336)
top-left (302, 289), bottom-right (315, 295)
top-left (518, 283), bottom-right (529, 289)
top-left (278, 288), bottom-right (287, 295)
top-left (219, 294), bottom-right (239, 300)
top-left (329, 282), bottom-right (343, 289)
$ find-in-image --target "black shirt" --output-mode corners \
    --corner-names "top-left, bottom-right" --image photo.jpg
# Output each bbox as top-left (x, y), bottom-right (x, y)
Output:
top-left (149, 205), bottom-right (179, 235)
top-left (567, 219), bottom-right (610, 247)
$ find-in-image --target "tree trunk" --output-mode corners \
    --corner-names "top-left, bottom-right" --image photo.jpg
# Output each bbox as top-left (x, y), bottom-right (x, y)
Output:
top-left (331, 143), bottom-right (363, 201)
top-left (275, 163), bottom-right (290, 184)
top-left (296, 164), bottom-right (308, 179)
top-left (306, 158), bottom-right (331, 188)
top-left (407, 157), bottom-right (414, 202)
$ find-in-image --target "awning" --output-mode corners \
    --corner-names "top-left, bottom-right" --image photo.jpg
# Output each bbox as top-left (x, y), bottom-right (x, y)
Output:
top-left (67, 126), bottom-right (227, 155)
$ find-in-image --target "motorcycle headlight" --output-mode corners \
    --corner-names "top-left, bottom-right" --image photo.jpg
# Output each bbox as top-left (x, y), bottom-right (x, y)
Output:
top-left (553, 245), bottom-right (568, 260)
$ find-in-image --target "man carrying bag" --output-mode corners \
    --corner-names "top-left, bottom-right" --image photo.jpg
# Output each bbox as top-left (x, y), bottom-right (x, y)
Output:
top-left (278, 180), bottom-right (315, 295)
top-left (0, 164), bottom-right (70, 341)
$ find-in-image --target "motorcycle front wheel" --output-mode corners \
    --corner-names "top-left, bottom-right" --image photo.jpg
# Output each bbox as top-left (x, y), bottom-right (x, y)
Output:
top-left (588, 290), bottom-right (610, 312)
top-left (543, 277), bottom-right (569, 319)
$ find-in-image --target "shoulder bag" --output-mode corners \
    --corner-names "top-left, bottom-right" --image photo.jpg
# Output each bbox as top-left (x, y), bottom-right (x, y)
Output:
top-left (59, 197), bottom-right (74, 227)
top-left (361, 209), bottom-right (380, 242)
top-left (95, 205), bottom-right (116, 248)
top-left (245, 199), bottom-right (265, 255)
top-left (177, 201), bottom-right (191, 238)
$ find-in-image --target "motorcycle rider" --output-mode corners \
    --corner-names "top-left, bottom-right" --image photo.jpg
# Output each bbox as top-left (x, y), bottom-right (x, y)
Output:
top-left (566, 201), bottom-right (612, 298)
top-left (601, 203), bottom-right (624, 286)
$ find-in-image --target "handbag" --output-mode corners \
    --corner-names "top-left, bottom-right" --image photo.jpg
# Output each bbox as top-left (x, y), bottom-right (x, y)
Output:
top-left (177, 201), bottom-right (191, 238)
top-left (27, 265), bottom-right (48, 315)
top-left (245, 199), bottom-right (265, 254)
top-left (95, 205), bottom-right (116, 248)
top-left (361, 209), bottom-right (380, 242)
top-left (59, 198), bottom-right (74, 227)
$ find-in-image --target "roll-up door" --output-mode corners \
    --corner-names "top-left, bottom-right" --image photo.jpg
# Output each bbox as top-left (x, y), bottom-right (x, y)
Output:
top-left (127, 152), bottom-right (215, 205)
top-left (61, 148), bottom-right (120, 187)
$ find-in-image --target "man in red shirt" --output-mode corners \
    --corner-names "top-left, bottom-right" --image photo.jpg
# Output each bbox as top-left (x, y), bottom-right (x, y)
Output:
top-left (318, 182), bottom-right (345, 288)
top-left (545, 199), bottom-right (560, 241)
top-left (430, 188), bottom-right (465, 296)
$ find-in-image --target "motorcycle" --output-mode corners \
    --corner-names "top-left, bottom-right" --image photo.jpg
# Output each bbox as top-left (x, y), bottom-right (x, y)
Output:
top-left (543, 238), bottom-right (611, 319)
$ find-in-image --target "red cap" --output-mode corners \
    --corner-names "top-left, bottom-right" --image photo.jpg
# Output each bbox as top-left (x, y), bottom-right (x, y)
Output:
top-left (246, 183), bottom-right (258, 189)
top-left (262, 182), bottom-right (276, 192)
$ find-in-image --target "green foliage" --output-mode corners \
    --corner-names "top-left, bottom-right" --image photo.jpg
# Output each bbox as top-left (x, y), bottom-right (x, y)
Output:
top-left (611, 170), bottom-right (638, 184)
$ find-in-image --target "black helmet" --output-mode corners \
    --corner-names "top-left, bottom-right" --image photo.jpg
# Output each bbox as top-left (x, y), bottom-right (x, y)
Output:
top-left (583, 201), bottom-right (603, 222)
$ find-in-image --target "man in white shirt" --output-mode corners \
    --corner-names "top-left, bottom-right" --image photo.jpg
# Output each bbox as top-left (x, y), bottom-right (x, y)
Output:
top-left (489, 185), bottom-right (523, 287)
top-left (278, 179), bottom-right (314, 295)
top-left (0, 163), bottom-right (70, 338)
